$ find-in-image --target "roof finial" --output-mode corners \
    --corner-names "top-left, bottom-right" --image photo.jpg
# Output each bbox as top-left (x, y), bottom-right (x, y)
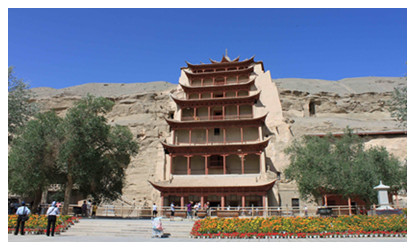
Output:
top-left (225, 48), bottom-right (228, 57)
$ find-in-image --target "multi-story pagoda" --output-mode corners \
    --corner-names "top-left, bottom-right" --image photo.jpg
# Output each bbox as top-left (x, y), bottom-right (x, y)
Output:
top-left (149, 54), bottom-right (285, 211)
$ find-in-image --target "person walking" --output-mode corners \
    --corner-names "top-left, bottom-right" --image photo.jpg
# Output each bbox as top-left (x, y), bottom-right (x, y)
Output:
top-left (170, 202), bottom-right (175, 221)
top-left (14, 201), bottom-right (30, 235)
top-left (81, 201), bottom-right (87, 217)
top-left (187, 201), bottom-right (193, 219)
top-left (46, 201), bottom-right (60, 237)
top-left (152, 203), bottom-right (158, 218)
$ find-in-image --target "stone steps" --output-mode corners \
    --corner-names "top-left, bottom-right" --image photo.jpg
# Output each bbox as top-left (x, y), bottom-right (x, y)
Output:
top-left (64, 218), bottom-right (195, 238)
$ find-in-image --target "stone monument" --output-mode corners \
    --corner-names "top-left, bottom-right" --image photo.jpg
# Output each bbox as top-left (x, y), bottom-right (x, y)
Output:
top-left (374, 181), bottom-right (393, 210)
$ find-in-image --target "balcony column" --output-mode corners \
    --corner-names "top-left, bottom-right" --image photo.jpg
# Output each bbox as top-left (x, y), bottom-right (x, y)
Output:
top-left (240, 127), bottom-right (244, 142)
top-left (208, 106), bottom-right (211, 120)
top-left (204, 155), bottom-right (209, 175)
top-left (201, 78), bottom-right (204, 86)
top-left (186, 155), bottom-right (191, 175)
top-left (223, 128), bottom-right (226, 144)
top-left (199, 93), bottom-right (202, 99)
top-left (189, 129), bottom-right (192, 144)
top-left (223, 154), bottom-right (227, 175)
top-left (170, 154), bottom-right (174, 175)
top-left (193, 107), bottom-right (197, 119)
top-left (236, 75), bottom-right (239, 83)
top-left (237, 105), bottom-right (240, 119)
top-left (222, 106), bottom-right (226, 119)
top-left (236, 91), bottom-right (238, 97)
top-left (160, 194), bottom-right (164, 216)
top-left (206, 128), bottom-right (209, 144)
top-left (224, 76), bottom-right (227, 85)
top-left (240, 154), bottom-right (245, 174)
top-left (258, 126), bottom-right (262, 141)
top-left (172, 129), bottom-right (176, 144)
top-left (180, 196), bottom-right (184, 209)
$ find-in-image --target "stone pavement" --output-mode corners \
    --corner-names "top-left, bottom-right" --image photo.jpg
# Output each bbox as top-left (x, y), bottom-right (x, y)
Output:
top-left (8, 217), bottom-right (407, 242)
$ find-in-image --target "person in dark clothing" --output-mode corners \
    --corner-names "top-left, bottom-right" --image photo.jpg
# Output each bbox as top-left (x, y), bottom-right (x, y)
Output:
top-left (46, 201), bottom-right (60, 237)
top-left (81, 201), bottom-right (87, 217)
top-left (14, 201), bottom-right (31, 235)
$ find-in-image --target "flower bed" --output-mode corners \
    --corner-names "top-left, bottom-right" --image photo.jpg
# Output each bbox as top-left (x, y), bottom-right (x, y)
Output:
top-left (190, 215), bottom-right (407, 239)
top-left (8, 215), bottom-right (80, 235)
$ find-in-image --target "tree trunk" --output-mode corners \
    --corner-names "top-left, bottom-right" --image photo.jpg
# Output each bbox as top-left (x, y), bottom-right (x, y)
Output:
top-left (63, 174), bottom-right (73, 215)
top-left (32, 188), bottom-right (43, 214)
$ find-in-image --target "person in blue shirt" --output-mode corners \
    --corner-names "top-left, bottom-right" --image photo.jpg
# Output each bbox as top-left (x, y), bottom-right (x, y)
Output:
top-left (46, 201), bottom-right (60, 237)
top-left (14, 201), bottom-right (30, 235)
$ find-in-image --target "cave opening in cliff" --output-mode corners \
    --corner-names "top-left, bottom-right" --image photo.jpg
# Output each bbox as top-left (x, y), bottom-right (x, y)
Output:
top-left (309, 101), bottom-right (316, 116)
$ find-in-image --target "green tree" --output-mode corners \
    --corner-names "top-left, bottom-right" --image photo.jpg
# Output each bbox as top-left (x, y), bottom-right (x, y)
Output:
top-left (58, 95), bottom-right (138, 214)
top-left (8, 111), bottom-right (64, 210)
top-left (8, 66), bottom-right (38, 143)
top-left (284, 128), bottom-right (406, 204)
top-left (389, 83), bottom-right (407, 127)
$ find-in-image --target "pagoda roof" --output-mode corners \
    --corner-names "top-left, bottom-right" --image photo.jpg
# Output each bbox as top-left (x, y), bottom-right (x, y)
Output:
top-left (165, 113), bottom-right (267, 129)
top-left (185, 56), bottom-right (254, 70)
top-left (184, 65), bottom-right (255, 79)
top-left (170, 91), bottom-right (261, 108)
top-left (161, 138), bottom-right (270, 156)
top-left (179, 78), bottom-right (255, 93)
top-left (149, 177), bottom-right (276, 193)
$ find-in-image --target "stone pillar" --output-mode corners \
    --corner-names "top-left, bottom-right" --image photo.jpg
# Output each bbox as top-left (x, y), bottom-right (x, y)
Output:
top-left (374, 181), bottom-right (393, 210)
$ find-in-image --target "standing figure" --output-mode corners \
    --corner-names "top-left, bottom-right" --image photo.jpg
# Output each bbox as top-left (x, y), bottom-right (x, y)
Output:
top-left (81, 201), bottom-right (87, 217)
top-left (152, 203), bottom-right (158, 218)
top-left (187, 201), bottom-right (193, 219)
top-left (46, 201), bottom-right (60, 237)
top-left (14, 201), bottom-right (31, 235)
top-left (304, 205), bottom-right (308, 217)
top-left (91, 202), bottom-right (98, 218)
top-left (87, 199), bottom-right (92, 218)
top-left (170, 202), bottom-right (175, 221)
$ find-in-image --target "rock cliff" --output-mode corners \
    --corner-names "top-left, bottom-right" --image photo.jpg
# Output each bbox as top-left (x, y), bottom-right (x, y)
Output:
top-left (31, 76), bottom-right (407, 206)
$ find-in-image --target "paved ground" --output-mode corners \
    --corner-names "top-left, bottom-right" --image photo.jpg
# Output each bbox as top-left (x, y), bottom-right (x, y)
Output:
top-left (8, 217), bottom-right (407, 242)
top-left (8, 234), bottom-right (407, 242)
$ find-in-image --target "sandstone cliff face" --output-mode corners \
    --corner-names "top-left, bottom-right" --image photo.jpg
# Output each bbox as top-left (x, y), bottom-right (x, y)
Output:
top-left (31, 77), bottom-right (407, 207)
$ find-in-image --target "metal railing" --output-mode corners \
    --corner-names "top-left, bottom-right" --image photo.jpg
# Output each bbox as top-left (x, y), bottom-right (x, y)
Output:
top-left (65, 204), bottom-right (406, 218)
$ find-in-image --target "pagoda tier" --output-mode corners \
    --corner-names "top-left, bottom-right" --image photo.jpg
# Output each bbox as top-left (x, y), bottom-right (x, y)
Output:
top-left (184, 65), bottom-right (254, 79)
top-left (178, 79), bottom-right (255, 93)
top-left (161, 138), bottom-right (270, 156)
top-left (184, 56), bottom-right (254, 70)
top-left (170, 91), bottom-right (260, 108)
top-left (165, 113), bottom-right (267, 130)
top-left (149, 178), bottom-right (276, 196)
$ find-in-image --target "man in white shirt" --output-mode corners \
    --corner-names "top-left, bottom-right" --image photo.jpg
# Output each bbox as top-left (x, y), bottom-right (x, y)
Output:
top-left (152, 203), bottom-right (157, 217)
top-left (14, 201), bottom-right (30, 235)
top-left (46, 201), bottom-right (60, 237)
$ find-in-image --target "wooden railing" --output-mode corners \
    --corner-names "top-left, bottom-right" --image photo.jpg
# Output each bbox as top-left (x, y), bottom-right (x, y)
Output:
top-left (181, 114), bottom-right (253, 121)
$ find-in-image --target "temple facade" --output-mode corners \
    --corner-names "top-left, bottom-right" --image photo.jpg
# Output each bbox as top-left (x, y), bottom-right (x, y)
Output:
top-left (149, 54), bottom-right (290, 209)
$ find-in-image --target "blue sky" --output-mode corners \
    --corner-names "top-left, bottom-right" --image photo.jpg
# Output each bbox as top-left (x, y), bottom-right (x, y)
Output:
top-left (8, 8), bottom-right (407, 89)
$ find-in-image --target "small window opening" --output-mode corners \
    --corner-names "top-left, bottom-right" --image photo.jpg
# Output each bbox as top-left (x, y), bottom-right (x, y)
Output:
top-left (309, 101), bottom-right (316, 116)
top-left (214, 128), bottom-right (220, 136)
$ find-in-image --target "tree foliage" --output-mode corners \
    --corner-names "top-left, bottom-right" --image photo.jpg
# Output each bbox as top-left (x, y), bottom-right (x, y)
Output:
top-left (8, 95), bottom-right (139, 215)
top-left (389, 84), bottom-right (407, 128)
top-left (58, 95), bottom-right (138, 214)
top-left (8, 111), bottom-right (64, 210)
top-left (8, 66), bottom-right (38, 143)
top-left (284, 128), bottom-right (406, 204)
